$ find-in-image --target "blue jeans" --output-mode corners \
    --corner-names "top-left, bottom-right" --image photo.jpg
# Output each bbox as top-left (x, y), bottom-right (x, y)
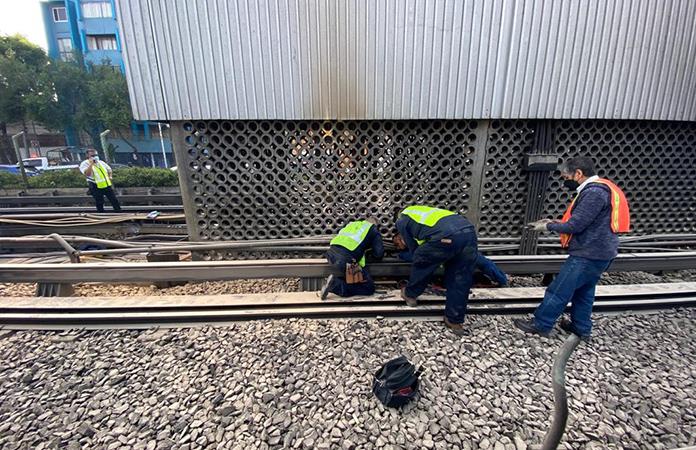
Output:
top-left (534, 256), bottom-right (612, 336)
top-left (476, 254), bottom-right (508, 286)
top-left (405, 230), bottom-right (478, 324)
top-left (325, 250), bottom-right (376, 297)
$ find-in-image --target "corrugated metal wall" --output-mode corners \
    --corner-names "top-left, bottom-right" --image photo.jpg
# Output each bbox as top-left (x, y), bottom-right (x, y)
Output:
top-left (117, 0), bottom-right (696, 121)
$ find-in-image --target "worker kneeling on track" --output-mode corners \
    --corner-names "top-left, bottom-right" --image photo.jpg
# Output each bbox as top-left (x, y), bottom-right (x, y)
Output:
top-left (514, 156), bottom-right (630, 341)
top-left (320, 217), bottom-right (384, 300)
top-left (393, 205), bottom-right (479, 336)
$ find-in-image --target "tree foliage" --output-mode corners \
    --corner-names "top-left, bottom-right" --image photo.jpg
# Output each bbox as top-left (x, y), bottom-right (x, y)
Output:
top-left (0, 34), bottom-right (135, 162)
top-left (26, 55), bottom-right (135, 153)
top-left (0, 35), bottom-right (48, 163)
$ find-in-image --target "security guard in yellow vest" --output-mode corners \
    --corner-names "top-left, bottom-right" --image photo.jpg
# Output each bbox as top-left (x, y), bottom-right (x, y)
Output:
top-left (320, 218), bottom-right (384, 300)
top-left (79, 148), bottom-right (122, 213)
top-left (394, 205), bottom-right (478, 336)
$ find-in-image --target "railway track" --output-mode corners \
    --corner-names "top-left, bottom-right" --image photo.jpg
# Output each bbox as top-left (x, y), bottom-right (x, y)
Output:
top-left (2, 283), bottom-right (694, 329)
top-left (0, 205), bottom-right (184, 214)
top-left (0, 194), bottom-right (182, 206)
top-left (2, 252), bottom-right (696, 283)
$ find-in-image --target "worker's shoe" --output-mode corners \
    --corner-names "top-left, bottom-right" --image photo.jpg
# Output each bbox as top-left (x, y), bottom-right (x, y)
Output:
top-left (513, 318), bottom-right (551, 338)
top-left (559, 318), bottom-right (591, 342)
top-left (444, 318), bottom-right (470, 336)
top-left (319, 275), bottom-right (335, 301)
top-left (401, 287), bottom-right (418, 307)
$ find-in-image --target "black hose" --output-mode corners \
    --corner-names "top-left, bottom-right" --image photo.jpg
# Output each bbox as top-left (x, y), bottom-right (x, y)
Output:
top-left (541, 333), bottom-right (581, 450)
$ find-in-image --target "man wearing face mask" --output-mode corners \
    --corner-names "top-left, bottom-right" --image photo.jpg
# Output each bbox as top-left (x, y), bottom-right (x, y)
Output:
top-left (514, 156), bottom-right (630, 340)
top-left (79, 148), bottom-right (122, 213)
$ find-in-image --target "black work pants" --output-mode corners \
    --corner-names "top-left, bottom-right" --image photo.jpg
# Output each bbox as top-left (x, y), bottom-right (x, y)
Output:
top-left (89, 183), bottom-right (122, 213)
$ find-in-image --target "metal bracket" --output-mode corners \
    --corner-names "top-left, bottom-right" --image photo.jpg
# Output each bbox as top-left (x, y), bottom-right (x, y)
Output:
top-left (523, 153), bottom-right (559, 172)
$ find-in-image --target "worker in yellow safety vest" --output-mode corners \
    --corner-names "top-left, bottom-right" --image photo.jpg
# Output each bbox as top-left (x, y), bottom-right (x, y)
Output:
top-left (79, 148), bottom-right (122, 213)
top-left (393, 205), bottom-right (479, 336)
top-left (320, 218), bottom-right (384, 300)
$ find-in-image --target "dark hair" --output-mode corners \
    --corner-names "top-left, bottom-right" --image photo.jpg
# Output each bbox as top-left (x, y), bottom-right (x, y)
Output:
top-left (562, 156), bottom-right (596, 177)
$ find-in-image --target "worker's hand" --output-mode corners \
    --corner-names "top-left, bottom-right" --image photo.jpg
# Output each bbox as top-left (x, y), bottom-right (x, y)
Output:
top-left (528, 218), bottom-right (552, 232)
top-left (392, 234), bottom-right (407, 250)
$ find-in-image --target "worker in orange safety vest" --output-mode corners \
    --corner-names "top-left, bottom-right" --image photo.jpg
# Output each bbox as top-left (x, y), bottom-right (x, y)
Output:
top-left (514, 156), bottom-right (630, 340)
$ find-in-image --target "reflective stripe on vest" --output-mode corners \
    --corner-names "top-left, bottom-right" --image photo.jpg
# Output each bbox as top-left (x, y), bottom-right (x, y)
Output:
top-left (559, 178), bottom-right (630, 248)
top-left (93, 162), bottom-right (112, 189)
top-left (330, 220), bottom-right (373, 267)
top-left (401, 206), bottom-right (456, 245)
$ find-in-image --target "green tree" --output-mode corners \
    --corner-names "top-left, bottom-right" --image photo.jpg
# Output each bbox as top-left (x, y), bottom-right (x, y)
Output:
top-left (26, 55), bottom-right (136, 156)
top-left (0, 35), bottom-right (48, 163)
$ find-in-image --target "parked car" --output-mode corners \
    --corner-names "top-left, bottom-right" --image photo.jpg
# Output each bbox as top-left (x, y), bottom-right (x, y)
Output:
top-left (21, 156), bottom-right (79, 172)
top-left (0, 164), bottom-right (39, 176)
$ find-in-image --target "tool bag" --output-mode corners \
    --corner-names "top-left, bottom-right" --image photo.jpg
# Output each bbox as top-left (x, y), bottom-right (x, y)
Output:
top-left (345, 262), bottom-right (365, 284)
top-left (372, 356), bottom-right (422, 408)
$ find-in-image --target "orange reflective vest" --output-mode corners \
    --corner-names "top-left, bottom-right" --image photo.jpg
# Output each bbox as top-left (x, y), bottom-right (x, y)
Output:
top-left (559, 178), bottom-right (630, 248)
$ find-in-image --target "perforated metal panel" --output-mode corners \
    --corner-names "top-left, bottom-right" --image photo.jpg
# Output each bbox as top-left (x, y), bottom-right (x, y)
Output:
top-left (173, 119), bottom-right (696, 250)
top-left (175, 120), bottom-right (485, 242)
top-left (476, 120), bottom-right (536, 237)
top-left (544, 120), bottom-right (696, 235)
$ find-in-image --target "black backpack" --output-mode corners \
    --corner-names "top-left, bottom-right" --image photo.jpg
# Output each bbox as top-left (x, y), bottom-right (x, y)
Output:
top-left (372, 356), bottom-right (422, 408)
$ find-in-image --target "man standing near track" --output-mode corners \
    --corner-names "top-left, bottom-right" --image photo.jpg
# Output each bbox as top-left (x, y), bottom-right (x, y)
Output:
top-left (514, 156), bottom-right (630, 340)
top-left (320, 217), bottom-right (384, 299)
top-left (393, 205), bottom-right (479, 336)
top-left (80, 148), bottom-right (122, 213)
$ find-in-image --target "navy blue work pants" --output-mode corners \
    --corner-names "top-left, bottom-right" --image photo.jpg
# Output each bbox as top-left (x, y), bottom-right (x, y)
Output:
top-left (405, 229), bottom-right (478, 324)
top-left (325, 251), bottom-right (376, 297)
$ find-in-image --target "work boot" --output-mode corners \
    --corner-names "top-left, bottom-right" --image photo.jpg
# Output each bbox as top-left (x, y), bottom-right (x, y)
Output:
top-left (513, 318), bottom-right (551, 338)
top-left (444, 317), bottom-right (470, 336)
top-left (319, 274), bottom-right (335, 301)
top-left (559, 318), bottom-right (591, 342)
top-left (401, 287), bottom-right (418, 307)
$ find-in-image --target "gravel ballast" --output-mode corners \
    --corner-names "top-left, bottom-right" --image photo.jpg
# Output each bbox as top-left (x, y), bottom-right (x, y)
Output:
top-left (1, 310), bottom-right (694, 450)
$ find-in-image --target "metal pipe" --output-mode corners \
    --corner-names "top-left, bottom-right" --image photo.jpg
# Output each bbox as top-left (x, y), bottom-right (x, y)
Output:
top-left (541, 333), bottom-right (581, 450)
top-left (47, 233), bottom-right (81, 263)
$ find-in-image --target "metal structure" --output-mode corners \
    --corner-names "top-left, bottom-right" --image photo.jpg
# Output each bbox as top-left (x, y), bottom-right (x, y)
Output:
top-left (117, 0), bottom-right (696, 121)
top-left (112, 0), bottom-right (696, 248)
top-left (172, 119), bottom-right (696, 245)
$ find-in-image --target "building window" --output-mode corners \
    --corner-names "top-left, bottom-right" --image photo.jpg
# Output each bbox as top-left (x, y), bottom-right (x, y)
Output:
top-left (52, 7), bottom-right (67, 22)
top-left (87, 35), bottom-right (117, 51)
top-left (57, 38), bottom-right (73, 60)
top-left (82, 2), bottom-right (113, 18)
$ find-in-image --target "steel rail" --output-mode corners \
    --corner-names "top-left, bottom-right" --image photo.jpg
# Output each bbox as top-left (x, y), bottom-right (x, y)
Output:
top-left (1, 252), bottom-right (696, 283)
top-left (2, 292), bottom-right (695, 328)
top-left (0, 206), bottom-right (185, 214)
top-left (0, 194), bottom-right (182, 206)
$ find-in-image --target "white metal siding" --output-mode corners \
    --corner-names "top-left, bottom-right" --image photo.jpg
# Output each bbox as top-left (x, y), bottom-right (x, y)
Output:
top-left (116, 0), bottom-right (696, 121)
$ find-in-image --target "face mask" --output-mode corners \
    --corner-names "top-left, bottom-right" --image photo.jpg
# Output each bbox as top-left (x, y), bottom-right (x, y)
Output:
top-left (92, 155), bottom-right (99, 162)
top-left (563, 179), bottom-right (579, 191)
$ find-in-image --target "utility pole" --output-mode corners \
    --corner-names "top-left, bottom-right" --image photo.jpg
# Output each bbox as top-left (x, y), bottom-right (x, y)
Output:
top-left (11, 132), bottom-right (29, 189)
top-left (100, 129), bottom-right (111, 163)
top-left (158, 122), bottom-right (170, 168)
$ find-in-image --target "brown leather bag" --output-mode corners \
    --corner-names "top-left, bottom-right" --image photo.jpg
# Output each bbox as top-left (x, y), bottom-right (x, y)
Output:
top-left (345, 262), bottom-right (365, 284)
